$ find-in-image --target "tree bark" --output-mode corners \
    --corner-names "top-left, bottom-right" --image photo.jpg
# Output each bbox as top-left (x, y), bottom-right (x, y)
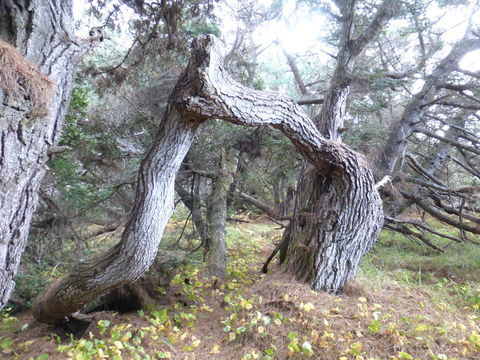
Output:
top-left (33, 34), bottom-right (383, 323)
top-left (0, 0), bottom-right (83, 310)
top-left (205, 148), bottom-right (238, 279)
top-left (280, 1), bottom-right (395, 292)
top-left (33, 105), bottom-right (197, 323)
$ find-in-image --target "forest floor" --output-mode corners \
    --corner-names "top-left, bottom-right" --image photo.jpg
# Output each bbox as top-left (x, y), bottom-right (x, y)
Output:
top-left (1, 217), bottom-right (480, 360)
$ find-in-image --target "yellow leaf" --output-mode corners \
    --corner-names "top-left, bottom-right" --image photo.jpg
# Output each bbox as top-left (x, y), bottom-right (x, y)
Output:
top-left (258, 326), bottom-right (265, 334)
top-left (240, 299), bottom-right (253, 310)
top-left (121, 332), bottom-right (132, 342)
top-left (191, 339), bottom-right (201, 348)
top-left (229, 332), bottom-right (236, 341)
top-left (304, 303), bottom-right (315, 312)
top-left (284, 294), bottom-right (290, 302)
top-left (415, 323), bottom-right (428, 332)
top-left (359, 297), bottom-right (367, 303)
top-left (20, 340), bottom-right (35, 348)
top-left (114, 340), bottom-right (124, 349)
top-left (209, 344), bottom-right (221, 354)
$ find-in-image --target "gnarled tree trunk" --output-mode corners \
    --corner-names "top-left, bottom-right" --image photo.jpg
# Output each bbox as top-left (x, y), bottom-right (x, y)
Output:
top-left (280, 0), bottom-right (395, 293)
top-left (0, 0), bottom-right (83, 309)
top-left (376, 35), bottom-right (480, 177)
top-left (33, 34), bottom-right (383, 323)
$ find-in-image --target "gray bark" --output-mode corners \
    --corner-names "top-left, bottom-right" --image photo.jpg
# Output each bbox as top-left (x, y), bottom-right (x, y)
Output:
top-left (33, 34), bottom-right (383, 323)
top-left (280, 1), bottom-right (395, 292)
top-left (33, 106), bottom-right (196, 323)
top-left (205, 148), bottom-right (238, 279)
top-left (376, 36), bottom-right (480, 177)
top-left (0, 0), bottom-right (83, 310)
top-left (175, 179), bottom-right (208, 243)
top-left (387, 117), bottom-right (467, 217)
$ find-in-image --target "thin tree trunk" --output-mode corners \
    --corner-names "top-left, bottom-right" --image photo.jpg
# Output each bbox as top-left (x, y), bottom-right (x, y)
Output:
top-left (33, 34), bottom-right (383, 323)
top-left (388, 117), bottom-right (467, 216)
top-left (175, 178), bottom-right (208, 243)
top-left (376, 36), bottom-right (480, 177)
top-left (0, 0), bottom-right (83, 310)
top-left (205, 149), bottom-right (238, 279)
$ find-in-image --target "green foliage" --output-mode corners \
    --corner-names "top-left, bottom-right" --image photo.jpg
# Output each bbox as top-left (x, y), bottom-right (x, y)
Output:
top-left (13, 259), bottom-right (61, 307)
top-left (60, 86), bottom-right (90, 146)
top-left (4, 220), bottom-right (480, 359)
top-left (185, 18), bottom-right (221, 37)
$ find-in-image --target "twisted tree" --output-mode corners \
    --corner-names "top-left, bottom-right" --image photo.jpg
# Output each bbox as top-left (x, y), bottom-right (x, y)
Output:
top-left (33, 34), bottom-right (383, 324)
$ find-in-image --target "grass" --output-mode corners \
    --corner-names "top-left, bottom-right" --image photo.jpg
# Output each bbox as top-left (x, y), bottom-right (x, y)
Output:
top-left (1, 219), bottom-right (480, 359)
top-left (367, 231), bottom-right (480, 282)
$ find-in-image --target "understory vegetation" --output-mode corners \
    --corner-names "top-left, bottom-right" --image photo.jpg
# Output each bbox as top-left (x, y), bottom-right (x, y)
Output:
top-left (1, 216), bottom-right (479, 360)
top-left (1, 0), bottom-right (479, 359)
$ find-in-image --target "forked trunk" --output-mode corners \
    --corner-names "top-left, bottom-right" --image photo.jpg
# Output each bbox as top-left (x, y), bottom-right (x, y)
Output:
top-left (280, 1), bottom-right (396, 293)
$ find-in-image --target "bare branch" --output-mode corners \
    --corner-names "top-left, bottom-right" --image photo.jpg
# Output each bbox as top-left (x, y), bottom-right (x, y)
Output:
top-left (401, 192), bottom-right (480, 234)
top-left (417, 128), bottom-right (480, 155)
top-left (297, 98), bottom-right (325, 105)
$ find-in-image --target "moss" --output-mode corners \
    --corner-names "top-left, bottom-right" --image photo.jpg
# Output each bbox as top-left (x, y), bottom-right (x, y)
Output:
top-left (0, 39), bottom-right (54, 115)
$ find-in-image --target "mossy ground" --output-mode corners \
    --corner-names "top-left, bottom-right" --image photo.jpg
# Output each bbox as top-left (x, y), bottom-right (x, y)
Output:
top-left (1, 217), bottom-right (479, 360)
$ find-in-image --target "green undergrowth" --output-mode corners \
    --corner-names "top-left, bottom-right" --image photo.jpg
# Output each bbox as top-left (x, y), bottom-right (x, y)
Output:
top-left (360, 229), bottom-right (480, 311)
top-left (1, 221), bottom-right (480, 359)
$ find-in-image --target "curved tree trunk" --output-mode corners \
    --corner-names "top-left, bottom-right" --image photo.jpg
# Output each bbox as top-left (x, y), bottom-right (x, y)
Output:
top-left (0, 0), bottom-right (82, 309)
top-left (376, 35), bottom-right (480, 178)
top-left (33, 106), bottom-right (197, 323)
top-left (33, 34), bottom-right (383, 323)
top-left (279, 0), bottom-right (395, 293)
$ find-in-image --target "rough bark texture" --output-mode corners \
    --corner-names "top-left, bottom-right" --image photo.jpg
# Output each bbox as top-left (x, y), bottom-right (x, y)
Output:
top-left (33, 106), bottom-right (197, 323)
top-left (205, 149), bottom-right (238, 279)
top-left (84, 251), bottom-right (186, 313)
top-left (280, 1), bottom-right (395, 293)
top-left (33, 34), bottom-right (383, 323)
top-left (0, 0), bottom-right (82, 310)
top-left (187, 37), bottom-right (384, 293)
